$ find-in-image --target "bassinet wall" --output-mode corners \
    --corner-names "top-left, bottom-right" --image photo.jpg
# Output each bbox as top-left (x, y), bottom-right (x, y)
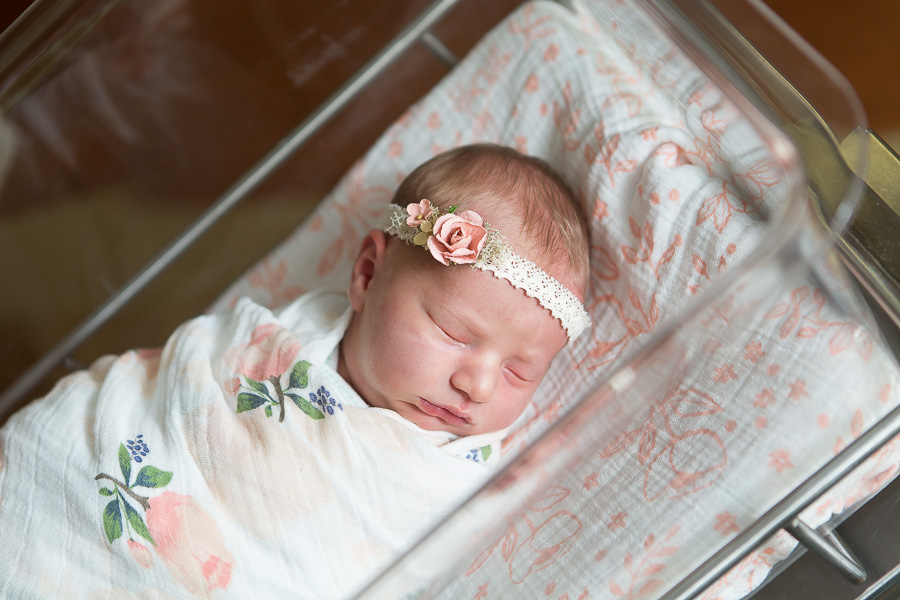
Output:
top-left (211, 1), bottom-right (900, 599)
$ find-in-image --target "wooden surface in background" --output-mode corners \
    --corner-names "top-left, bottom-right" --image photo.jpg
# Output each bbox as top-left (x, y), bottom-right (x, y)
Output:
top-left (764, 0), bottom-right (900, 132)
top-left (2, 1), bottom-right (897, 129)
top-left (0, 1), bottom-right (31, 32)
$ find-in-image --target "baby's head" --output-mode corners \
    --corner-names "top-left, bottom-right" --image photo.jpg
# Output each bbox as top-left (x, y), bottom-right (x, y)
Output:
top-left (339, 144), bottom-right (590, 436)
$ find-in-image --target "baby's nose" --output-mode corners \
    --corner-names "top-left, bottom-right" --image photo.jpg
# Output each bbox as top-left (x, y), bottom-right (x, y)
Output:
top-left (451, 360), bottom-right (498, 403)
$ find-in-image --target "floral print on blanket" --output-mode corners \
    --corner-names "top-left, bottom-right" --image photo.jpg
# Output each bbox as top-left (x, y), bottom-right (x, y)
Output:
top-left (95, 435), bottom-right (234, 596)
top-left (95, 435), bottom-right (173, 547)
top-left (235, 360), bottom-right (341, 422)
top-left (466, 445), bottom-right (493, 463)
top-left (225, 322), bottom-right (341, 422)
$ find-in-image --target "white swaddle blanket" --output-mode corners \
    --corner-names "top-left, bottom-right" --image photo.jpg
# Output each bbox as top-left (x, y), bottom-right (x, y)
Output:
top-left (0, 291), bottom-right (503, 599)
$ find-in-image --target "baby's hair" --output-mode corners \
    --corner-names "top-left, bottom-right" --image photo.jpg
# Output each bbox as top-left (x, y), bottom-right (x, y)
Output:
top-left (392, 144), bottom-right (590, 293)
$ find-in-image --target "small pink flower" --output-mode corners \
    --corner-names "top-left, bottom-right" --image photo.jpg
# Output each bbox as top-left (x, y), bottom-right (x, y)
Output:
top-left (768, 449), bottom-right (793, 473)
top-left (223, 323), bottom-right (301, 382)
top-left (713, 512), bottom-right (740, 535)
top-left (146, 492), bottom-right (234, 596)
top-left (406, 198), bottom-right (433, 227)
top-left (128, 538), bottom-right (154, 568)
top-left (426, 210), bottom-right (487, 265)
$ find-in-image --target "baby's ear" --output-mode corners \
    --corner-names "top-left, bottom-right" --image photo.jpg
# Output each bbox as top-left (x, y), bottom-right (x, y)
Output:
top-left (348, 229), bottom-right (388, 311)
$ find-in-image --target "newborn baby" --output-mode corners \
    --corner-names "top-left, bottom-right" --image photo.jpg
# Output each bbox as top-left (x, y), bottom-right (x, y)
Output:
top-left (341, 143), bottom-right (591, 437)
top-left (0, 144), bottom-right (591, 600)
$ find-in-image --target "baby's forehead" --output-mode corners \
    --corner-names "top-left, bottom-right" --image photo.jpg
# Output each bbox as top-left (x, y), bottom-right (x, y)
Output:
top-left (419, 262), bottom-right (568, 354)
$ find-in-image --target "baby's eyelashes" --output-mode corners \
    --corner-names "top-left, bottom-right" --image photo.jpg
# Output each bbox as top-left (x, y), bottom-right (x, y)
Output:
top-left (425, 309), bottom-right (469, 345)
top-left (503, 366), bottom-right (532, 384)
top-left (431, 317), bottom-right (467, 347)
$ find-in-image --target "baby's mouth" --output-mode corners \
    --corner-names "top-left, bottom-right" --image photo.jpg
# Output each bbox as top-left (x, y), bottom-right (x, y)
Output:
top-left (418, 398), bottom-right (471, 426)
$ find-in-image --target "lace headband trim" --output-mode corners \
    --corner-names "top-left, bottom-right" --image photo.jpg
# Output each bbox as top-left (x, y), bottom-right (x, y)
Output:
top-left (383, 200), bottom-right (591, 342)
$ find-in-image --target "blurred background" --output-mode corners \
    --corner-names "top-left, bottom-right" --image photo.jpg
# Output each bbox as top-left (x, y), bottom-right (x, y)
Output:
top-left (4, 0), bottom-right (895, 142)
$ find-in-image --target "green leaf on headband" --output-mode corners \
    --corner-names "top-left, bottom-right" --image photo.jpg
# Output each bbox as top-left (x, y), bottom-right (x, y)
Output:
top-left (447, 205), bottom-right (458, 213)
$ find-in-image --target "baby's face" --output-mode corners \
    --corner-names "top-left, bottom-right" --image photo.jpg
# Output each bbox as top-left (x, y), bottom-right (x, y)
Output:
top-left (340, 234), bottom-right (569, 436)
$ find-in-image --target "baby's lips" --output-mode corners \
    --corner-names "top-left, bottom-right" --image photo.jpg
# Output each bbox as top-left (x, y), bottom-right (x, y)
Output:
top-left (418, 398), bottom-right (471, 425)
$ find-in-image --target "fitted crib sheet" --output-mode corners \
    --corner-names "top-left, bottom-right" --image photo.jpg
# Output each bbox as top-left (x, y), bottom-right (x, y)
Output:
top-left (209, 1), bottom-right (900, 598)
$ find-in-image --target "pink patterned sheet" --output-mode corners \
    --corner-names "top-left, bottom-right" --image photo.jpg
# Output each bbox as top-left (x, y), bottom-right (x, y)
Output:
top-left (211, 1), bottom-right (900, 598)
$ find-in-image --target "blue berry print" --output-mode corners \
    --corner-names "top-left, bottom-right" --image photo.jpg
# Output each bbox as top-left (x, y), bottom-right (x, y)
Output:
top-left (126, 434), bottom-right (150, 463)
top-left (309, 386), bottom-right (343, 416)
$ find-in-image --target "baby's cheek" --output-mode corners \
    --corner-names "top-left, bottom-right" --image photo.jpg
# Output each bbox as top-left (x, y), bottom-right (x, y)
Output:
top-left (492, 389), bottom-right (534, 429)
top-left (375, 329), bottom-right (435, 385)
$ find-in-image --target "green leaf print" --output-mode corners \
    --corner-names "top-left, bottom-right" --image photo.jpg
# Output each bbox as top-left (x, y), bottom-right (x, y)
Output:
top-left (118, 444), bottom-right (132, 486)
top-left (285, 392), bottom-right (324, 420)
top-left (122, 497), bottom-right (155, 546)
top-left (236, 392), bottom-right (267, 413)
top-left (134, 465), bottom-right (173, 489)
top-left (103, 499), bottom-right (123, 543)
top-left (480, 445), bottom-right (492, 462)
top-left (99, 487), bottom-right (115, 496)
top-left (245, 377), bottom-right (271, 398)
top-left (288, 360), bottom-right (312, 390)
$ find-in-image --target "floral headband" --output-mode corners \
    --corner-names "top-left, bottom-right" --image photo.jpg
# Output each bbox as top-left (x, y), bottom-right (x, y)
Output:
top-left (383, 199), bottom-right (591, 342)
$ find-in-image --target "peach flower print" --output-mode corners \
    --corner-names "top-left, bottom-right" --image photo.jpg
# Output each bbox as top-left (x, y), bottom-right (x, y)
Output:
top-left (223, 323), bottom-right (301, 382)
top-left (753, 388), bottom-right (776, 409)
top-left (713, 364), bottom-right (737, 384)
top-left (427, 210), bottom-right (487, 265)
top-left (146, 492), bottom-right (234, 597)
top-left (128, 539), bottom-right (154, 568)
top-left (744, 342), bottom-right (766, 363)
top-left (713, 512), bottom-right (739, 535)
top-left (768, 449), bottom-right (793, 473)
top-left (607, 512), bottom-right (627, 530)
top-left (788, 379), bottom-right (807, 401)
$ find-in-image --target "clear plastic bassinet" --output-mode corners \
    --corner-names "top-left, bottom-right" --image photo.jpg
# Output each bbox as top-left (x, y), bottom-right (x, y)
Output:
top-left (2, 0), bottom-right (900, 598)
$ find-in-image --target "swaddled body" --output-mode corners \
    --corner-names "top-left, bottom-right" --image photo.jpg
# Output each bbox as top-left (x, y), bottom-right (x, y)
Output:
top-left (0, 144), bottom-right (590, 599)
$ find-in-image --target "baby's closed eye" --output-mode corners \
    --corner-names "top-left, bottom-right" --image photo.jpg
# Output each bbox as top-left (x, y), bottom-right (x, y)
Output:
top-left (428, 314), bottom-right (467, 346)
top-left (504, 366), bottom-right (533, 384)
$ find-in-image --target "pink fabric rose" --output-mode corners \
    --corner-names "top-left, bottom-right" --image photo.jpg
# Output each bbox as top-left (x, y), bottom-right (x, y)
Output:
top-left (406, 198), bottom-right (433, 227)
top-left (128, 538), bottom-right (154, 568)
top-left (426, 210), bottom-right (487, 265)
top-left (146, 492), bottom-right (234, 597)
top-left (223, 323), bottom-right (301, 382)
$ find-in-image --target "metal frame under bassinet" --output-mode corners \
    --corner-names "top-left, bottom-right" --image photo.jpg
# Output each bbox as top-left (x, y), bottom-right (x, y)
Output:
top-left (2, 0), bottom-right (900, 597)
